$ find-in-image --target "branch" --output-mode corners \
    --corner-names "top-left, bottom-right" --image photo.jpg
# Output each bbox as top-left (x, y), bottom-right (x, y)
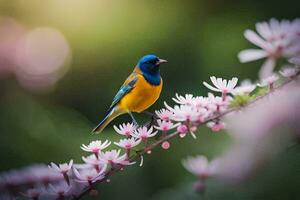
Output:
top-left (73, 74), bottom-right (299, 200)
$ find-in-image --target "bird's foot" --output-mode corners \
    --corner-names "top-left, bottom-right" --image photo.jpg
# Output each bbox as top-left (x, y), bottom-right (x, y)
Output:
top-left (143, 113), bottom-right (158, 128)
top-left (142, 111), bottom-right (156, 118)
top-left (129, 112), bottom-right (140, 127)
top-left (132, 119), bottom-right (139, 127)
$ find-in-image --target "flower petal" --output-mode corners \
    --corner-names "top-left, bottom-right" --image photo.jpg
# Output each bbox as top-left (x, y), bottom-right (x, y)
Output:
top-left (238, 49), bottom-right (268, 62)
top-left (203, 82), bottom-right (221, 92)
top-left (259, 58), bottom-right (276, 79)
top-left (244, 29), bottom-right (268, 49)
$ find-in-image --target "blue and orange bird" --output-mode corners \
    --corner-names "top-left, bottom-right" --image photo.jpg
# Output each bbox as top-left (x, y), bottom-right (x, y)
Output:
top-left (93, 55), bottom-right (167, 133)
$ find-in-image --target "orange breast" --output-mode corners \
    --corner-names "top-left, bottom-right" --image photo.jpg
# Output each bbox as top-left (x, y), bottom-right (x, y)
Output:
top-left (118, 74), bottom-right (163, 113)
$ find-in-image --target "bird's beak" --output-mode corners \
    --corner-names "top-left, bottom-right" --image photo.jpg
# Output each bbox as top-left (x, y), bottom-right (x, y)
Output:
top-left (158, 59), bottom-right (168, 65)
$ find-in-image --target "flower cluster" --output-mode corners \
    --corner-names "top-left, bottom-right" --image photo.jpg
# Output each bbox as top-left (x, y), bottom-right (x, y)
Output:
top-left (182, 18), bottom-right (300, 193)
top-left (238, 18), bottom-right (300, 79)
top-left (162, 76), bottom-right (239, 136)
top-left (0, 165), bottom-right (65, 199)
top-left (0, 125), bottom-right (158, 199)
top-left (182, 61), bottom-right (300, 192)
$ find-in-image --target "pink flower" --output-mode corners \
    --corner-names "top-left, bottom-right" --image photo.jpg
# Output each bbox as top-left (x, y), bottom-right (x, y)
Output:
top-left (279, 65), bottom-right (299, 78)
top-left (182, 155), bottom-right (219, 179)
top-left (0, 170), bottom-right (25, 187)
top-left (259, 74), bottom-right (279, 87)
top-left (48, 160), bottom-right (73, 185)
top-left (154, 120), bottom-right (179, 132)
top-left (26, 165), bottom-right (62, 185)
top-left (82, 154), bottom-right (107, 172)
top-left (113, 123), bottom-right (137, 137)
top-left (155, 108), bottom-right (173, 121)
top-left (73, 168), bottom-right (105, 184)
top-left (172, 93), bottom-right (194, 105)
top-left (131, 126), bottom-right (158, 141)
top-left (177, 124), bottom-right (188, 137)
top-left (207, 93), bottom-right (231, 113)
top-left (238, 18), bottom-right (300, 79)
top-left (192, 96), bottom-right (210, 109)
top-left (81, 140), bottom-right (111, 154)
top-left (99, 150), bottom-right (135, 166)
top-left (203, 76), bottom-right (238, 94)
top-left (161, 141), bottom-right (170, 150)
top-left (196, 108), bottom-right (210, 122)
top-left (1, 165), bottom-right (62, 188)
top-left (231, 80), bottom-right (256, 96)
top-left (48, 182), bottom-right (72, 198)
top-left (206, 121), bottom-right (226, 132)
top-left (114, 138), bottom-right (141, 150)
top-left (164, 102), bottom-right (198, 122)
top-left (49, 160), bottom-right (73, 174)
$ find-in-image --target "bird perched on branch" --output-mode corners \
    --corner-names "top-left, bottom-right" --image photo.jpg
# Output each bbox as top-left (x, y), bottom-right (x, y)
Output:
top-left (93, 55), bottom-right (167, 133)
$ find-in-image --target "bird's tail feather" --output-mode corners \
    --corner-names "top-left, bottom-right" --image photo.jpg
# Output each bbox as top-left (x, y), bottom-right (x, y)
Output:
top-left (92, 107), bottom-right (124, 133)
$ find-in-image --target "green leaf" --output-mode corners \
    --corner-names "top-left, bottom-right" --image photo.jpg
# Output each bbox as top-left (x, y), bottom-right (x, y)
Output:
top-left (230, 94), bottom-right (252, 107)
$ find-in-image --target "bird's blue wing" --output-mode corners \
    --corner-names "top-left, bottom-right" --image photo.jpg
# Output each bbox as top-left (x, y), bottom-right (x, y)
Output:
top-left (108, 73), bottom-right (138, 110)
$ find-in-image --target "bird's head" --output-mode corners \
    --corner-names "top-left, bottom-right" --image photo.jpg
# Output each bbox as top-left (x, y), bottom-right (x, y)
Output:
top-left (137, 55), bottom-right (167, 75)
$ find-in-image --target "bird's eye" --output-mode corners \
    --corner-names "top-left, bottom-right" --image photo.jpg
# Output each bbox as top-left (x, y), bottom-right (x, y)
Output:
top-left (144, 59), bottom-right (157, 65)
top-left (149, 60), bottom-right (157, 64)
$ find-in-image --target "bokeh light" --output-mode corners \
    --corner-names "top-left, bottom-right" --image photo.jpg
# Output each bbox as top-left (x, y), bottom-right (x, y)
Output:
top-left (0, 17), bottom-right (26, 77)
top-left (15, 27), bottom-right (71, 92)
top-left (0, 15), bottom-right (71, 92)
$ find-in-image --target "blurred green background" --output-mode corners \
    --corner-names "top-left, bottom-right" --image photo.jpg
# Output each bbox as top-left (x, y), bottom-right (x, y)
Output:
top-left (0, 0), bottom-right (299, 199)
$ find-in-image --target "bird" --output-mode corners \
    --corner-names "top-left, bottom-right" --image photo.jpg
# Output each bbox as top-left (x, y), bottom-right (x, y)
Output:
top-left (92, 54), bottom-right (168, 133)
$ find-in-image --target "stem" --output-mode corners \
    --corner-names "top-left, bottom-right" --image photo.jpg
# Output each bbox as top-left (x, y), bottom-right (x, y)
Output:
top-left (126, 149), bottom-right (131, 158)
top-left (222, 91), bottom-right (227, 101)
top-left (63, 173), bottom-right (70, 185)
